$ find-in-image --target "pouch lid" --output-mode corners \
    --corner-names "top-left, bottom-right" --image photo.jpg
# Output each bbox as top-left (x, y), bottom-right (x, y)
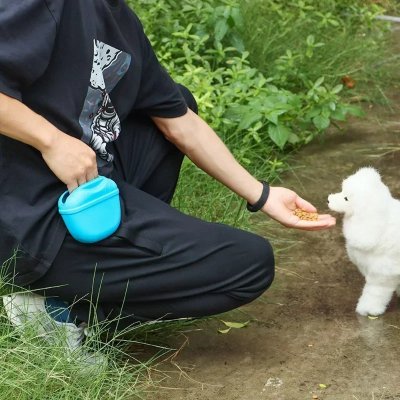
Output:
top-left (58, 176), bottom-right (119, 215)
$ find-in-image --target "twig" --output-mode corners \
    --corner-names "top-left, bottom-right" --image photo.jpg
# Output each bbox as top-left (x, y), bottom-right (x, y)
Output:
top-left (276, 267), bottom-right (316, 281)
top-left (376, 15), bottom-right (400, 23)
top-left (151, 334), bottom-right (223, 390)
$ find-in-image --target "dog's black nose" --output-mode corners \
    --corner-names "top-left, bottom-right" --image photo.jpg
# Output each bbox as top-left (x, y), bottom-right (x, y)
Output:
top-left (327, 200), bottom-right (329, 204)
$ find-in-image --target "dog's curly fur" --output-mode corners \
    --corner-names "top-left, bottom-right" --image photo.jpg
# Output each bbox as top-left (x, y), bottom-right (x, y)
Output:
top-left (328, 167), bottom-right (400, 316)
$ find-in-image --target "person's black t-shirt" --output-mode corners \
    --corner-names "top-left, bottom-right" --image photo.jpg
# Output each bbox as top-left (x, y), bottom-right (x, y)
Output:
top-left (0, 0), bottom-right (188, 285)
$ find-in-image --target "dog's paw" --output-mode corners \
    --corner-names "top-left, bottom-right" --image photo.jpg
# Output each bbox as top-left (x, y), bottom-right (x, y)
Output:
top-left (356, 301), bottom-right (386, 316)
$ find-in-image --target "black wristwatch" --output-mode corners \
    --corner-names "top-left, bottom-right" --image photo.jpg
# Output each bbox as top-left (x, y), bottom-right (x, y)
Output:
top-left (246, 180), bottom-right (270, 213)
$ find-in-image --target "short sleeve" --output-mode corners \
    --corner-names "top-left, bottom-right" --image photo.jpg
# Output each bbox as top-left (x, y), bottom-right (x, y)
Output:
top-left (0, 0), bottom-right (59, 101)
top-left (133, 17), bottom-right (188, 118)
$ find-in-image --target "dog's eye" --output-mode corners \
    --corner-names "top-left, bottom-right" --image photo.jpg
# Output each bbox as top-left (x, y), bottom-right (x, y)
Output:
top-left (344, 197), bottom-right (348, 201)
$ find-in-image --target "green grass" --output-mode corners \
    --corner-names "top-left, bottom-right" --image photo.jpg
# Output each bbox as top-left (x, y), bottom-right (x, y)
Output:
top-left (239, 0), bottom-right (400, 104)
top-left (2, 1), bottom-right (399, 399)
top-left (128, 0), bottom-right (399, 226)
top-left (0, 309), bottom-right (149, 398)
top-left (0, 302), bottom-right (203, 399)
top-left (0, 268), bottom-right (202, 400)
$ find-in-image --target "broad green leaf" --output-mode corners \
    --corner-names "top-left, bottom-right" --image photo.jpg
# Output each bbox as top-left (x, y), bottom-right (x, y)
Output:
top-left (314, 77), bottom-right (325, 88)
top-left (288, 133), bottom-right (300, 144)
top-left (268, 124), bottom-right (291, 149)
top-left (313, 115), bottom-right (330, 131)
top-left (321, 109), bottom-right (331, 118)
top-left (214, 20), bottom-right (228, 42)
top-left (238, 112), bottom-right (262, 130)
top-left (331, 84), bottom-right (343, 94)
top-left (306, 108), bottom-right (322, 119)
top-left (230, 8), bottom-right (243, 27)
top-left (306, 35), bottom-right (315, 46)
top-left (265, 109), bottom-right (286, 125)
top-left (331, 107), bottom-right (347, 121)
top-left (225, 105), bottom-right (251, 120)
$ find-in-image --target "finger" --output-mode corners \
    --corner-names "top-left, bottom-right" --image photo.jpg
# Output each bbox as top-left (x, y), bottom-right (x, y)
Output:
top-left (67, 181), bottom-right (79, 193)
top-left (293, 218), bottom-right (336, 230)
top-left (317, 214), bottom-right (336, 221)
top-left (86, 171), bottom-right (99, 182)
top-left (77, 176), bottom-right (87, 186)
top-left (295, 196), bottom-right (317, 213)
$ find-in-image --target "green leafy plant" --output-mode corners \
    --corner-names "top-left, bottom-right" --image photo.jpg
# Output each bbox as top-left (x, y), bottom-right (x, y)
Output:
top-left (127, 0), bottom-right (392, 225)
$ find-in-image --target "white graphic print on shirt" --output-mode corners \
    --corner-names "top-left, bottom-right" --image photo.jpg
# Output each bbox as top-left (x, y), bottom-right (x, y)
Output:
top-left (79, 40), bottom-right (131, 164)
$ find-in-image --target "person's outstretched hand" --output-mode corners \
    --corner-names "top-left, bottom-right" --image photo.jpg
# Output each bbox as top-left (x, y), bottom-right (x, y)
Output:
top-left (261, 186), bottom-right (336, 231)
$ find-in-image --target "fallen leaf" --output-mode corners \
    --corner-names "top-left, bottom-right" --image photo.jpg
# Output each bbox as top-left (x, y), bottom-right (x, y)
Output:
top-left (341, 75), bottom-right (356, 89)
top-left (220, 320), bottom-right (250, 329)
top-left (319, 383), bottom-right (327, 389)
top-left (368, 316), bottom-right (379, 320)
top-left (218, 328), bottom-right (231, 334)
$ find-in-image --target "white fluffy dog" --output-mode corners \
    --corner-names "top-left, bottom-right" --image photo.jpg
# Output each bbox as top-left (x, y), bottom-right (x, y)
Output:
top-left (328, 167), bottom-right (400, 316)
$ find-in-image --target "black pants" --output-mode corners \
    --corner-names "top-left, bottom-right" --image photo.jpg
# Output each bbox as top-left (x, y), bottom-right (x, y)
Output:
top-left (30, 86), bottom-right (275, 325)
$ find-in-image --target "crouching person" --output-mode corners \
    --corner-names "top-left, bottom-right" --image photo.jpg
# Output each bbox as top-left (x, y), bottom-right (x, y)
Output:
top-left (0, 0), bottom-right (335, 360)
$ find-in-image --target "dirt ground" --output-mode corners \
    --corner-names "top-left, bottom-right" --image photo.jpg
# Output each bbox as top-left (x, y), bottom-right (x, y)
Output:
top-left (147, 31), bottom-right (400, 400)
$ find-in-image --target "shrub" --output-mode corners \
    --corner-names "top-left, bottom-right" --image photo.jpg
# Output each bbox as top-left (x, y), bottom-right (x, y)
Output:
top-left (127, 0), bottom-right (391, 223)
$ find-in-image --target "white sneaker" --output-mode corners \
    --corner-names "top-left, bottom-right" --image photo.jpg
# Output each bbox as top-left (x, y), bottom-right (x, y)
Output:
top-left (2, 292), bottom-right (107, 369)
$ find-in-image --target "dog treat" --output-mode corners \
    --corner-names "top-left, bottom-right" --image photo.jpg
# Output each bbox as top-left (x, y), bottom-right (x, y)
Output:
top-left (293, 208), bottom-right (319, 221)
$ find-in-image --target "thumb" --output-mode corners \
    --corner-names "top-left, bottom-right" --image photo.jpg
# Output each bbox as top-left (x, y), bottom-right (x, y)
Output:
top-left (295, 196), bottom-right (317, 213)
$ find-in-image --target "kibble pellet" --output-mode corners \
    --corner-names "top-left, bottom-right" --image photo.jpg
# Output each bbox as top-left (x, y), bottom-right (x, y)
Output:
top-left (293, 208), bottom-right (319, 221)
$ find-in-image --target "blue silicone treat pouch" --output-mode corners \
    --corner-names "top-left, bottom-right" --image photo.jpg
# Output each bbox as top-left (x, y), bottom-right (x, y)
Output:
top-left (58, 176), bottom-right (121, 243)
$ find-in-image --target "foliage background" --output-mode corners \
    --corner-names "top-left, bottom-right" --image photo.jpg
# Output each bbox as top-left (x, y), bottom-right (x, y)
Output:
top-left (127, 0), bottom-right (396, 226)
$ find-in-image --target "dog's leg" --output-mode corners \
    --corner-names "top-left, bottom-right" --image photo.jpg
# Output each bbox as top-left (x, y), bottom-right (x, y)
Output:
top-left (356, 275), bottom-right (397, 316)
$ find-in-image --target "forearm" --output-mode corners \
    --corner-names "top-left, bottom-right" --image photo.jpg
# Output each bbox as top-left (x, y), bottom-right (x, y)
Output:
top-left (152, 109), bottom-right (336, 230)
top-left (0, 92), bottom-right (97, 191)
top-left (0, 92), bottom-right (58, 152)
top-left (153, 109), bottom-right (264, 205)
